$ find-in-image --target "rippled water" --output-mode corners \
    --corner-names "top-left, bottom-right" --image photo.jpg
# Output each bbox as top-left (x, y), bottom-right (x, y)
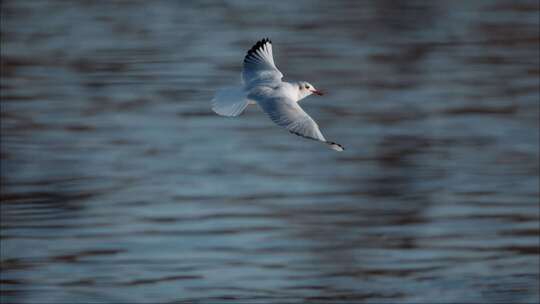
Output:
top-left (1, 1), bottom-right (539, 303)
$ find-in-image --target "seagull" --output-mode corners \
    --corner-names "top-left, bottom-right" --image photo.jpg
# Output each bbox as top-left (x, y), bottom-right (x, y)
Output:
top-left (211, 38), bottom-right (344, 151)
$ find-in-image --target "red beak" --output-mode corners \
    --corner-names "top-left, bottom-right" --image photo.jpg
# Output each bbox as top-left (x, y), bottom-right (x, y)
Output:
top-left (311, 90), bottom-right (324, 96)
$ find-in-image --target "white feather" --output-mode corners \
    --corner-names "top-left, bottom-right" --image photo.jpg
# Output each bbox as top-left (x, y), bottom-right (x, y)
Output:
top-left (211, 86), bottom-right (250, 117)
top-left (242, 39), bottom-right (283, 88)
top-left (253, 94), bottom-right (344, 151)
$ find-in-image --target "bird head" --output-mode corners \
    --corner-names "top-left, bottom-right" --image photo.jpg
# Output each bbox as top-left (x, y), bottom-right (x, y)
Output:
top-left (297, 81), bottom-right (324, 100)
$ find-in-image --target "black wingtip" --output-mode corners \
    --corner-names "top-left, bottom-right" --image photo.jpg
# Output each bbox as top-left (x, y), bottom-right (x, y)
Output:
top-left (245, 38), bottom-right (272, 57)
top-left (244, 38), bottom-right (272, 64)
top-left (328, 141), bottom-right (346, 150)
top-left (289, 131), bottom-right (345, 151)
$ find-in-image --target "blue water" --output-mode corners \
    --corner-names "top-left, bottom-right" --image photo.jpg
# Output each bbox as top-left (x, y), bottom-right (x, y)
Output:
top-left (1, 0), bottom-right (539, 303)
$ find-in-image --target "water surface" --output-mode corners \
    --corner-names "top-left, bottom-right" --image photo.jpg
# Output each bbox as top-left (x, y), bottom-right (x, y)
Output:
top-left (1, 0), bottom-right (539, 303)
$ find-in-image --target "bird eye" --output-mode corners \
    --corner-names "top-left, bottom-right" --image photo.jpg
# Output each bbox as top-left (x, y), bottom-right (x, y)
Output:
top-left (305, 85), bottom-right (310, 89)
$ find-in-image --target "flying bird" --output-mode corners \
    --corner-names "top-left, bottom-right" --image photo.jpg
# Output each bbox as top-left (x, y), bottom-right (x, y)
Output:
top-left (211, 38), bottom-right (344, 151)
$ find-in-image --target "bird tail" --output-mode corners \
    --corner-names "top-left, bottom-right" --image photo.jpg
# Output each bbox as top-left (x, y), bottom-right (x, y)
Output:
top-left (211, 86), bottom-right (250, 117)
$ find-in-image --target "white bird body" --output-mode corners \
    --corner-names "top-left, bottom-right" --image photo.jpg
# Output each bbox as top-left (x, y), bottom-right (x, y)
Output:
top-left (211, 38), bottom-right (344, 151)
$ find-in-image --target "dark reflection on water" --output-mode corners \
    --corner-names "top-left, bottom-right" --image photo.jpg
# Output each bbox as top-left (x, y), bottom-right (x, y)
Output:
top-left (1, 0), bottom-right (539, 303)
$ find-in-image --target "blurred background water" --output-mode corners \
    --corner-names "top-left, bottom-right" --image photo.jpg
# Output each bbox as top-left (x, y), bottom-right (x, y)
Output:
top-left (1, 0), bottom-right (539, 303)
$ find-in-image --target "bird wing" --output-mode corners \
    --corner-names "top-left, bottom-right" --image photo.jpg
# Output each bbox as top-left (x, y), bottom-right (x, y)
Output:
top-left (254, 95), bottom-right (344, 151)
top-left (242, 38), bottom-right (283, 87)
